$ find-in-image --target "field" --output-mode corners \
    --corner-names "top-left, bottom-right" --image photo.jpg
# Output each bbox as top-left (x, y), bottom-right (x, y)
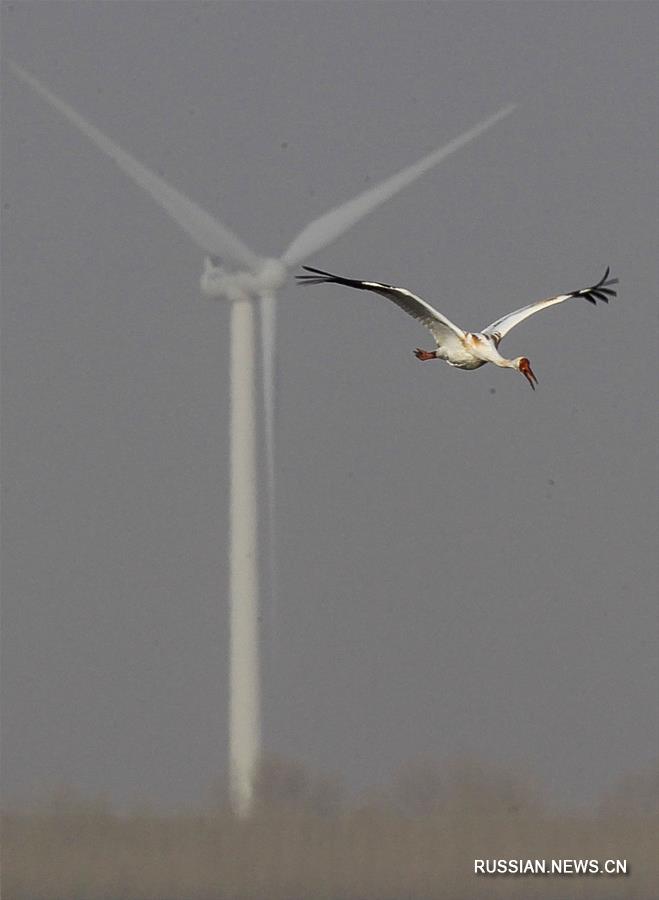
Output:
top-left (4, 758), bottom-right (658, 900)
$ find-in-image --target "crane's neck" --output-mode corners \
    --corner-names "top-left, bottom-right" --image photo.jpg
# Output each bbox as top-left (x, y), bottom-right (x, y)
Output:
top-left (495, 356), bottom-right (519, 369)
top-left (465, 333), bottom-right (516, 368)
top-left (466, 335), bottom-right (536, 387)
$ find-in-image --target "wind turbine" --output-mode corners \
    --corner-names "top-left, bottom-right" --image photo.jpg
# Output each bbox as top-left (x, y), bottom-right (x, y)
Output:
top-left (8, 60), bottom-right (516, 816)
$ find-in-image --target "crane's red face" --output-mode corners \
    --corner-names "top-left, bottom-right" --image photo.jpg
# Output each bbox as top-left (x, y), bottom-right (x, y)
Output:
top-left (518, 357), bottom-right (538, 390)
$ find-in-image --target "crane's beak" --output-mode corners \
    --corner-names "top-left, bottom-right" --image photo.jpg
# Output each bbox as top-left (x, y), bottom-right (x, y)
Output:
top-left (519, 358), bottom-right (538, 390)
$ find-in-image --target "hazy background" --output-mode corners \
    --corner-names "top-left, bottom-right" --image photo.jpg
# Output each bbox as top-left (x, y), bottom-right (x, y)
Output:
top-left (2, 1), bottom-right (657, 815)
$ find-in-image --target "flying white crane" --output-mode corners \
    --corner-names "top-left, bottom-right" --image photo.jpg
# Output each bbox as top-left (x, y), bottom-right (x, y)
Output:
top-left (8, 60), bottom-right (516, 816)
top-left (297, 266), bottom-right (618, 388)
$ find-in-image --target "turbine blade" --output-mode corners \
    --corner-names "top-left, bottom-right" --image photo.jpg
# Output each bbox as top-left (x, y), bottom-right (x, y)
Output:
top-left (281, 103), bottom-right (517, 267)
top-left (8, 61), bottom-right (260, 269)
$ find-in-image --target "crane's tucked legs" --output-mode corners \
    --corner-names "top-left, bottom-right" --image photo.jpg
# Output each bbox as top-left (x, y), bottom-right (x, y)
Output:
top-left (414, 348), bottom-right (438, 361)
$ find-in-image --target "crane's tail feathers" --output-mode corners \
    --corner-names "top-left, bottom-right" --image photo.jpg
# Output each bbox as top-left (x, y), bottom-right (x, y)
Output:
top-left (574, 267), bottom-right (619, 305)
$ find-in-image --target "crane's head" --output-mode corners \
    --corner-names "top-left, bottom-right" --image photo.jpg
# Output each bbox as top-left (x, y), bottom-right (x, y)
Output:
top-left (514, 357), bottom-right (538, 390)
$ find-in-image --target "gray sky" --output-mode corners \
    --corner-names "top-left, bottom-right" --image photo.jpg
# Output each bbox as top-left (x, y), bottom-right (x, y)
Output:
top-left (2, 1), bottom-right (657, 812)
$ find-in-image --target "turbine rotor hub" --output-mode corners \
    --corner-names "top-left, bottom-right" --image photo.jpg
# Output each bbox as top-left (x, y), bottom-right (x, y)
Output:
top-left (255, 258), bottom-right (287, 293)
top-left (200, 257), bottom-right (286, 300)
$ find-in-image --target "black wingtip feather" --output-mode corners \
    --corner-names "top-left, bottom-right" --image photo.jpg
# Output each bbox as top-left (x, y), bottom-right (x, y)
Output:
top-left (573, 267), bottom-right (618, 305)
top-left (594, 268), bottom-right (619, 290)
top-left (296, 266), bottom-right (340, 286)
top-left (296, 266), bottom-right (375, 292)
top-left (301, 266), bottom-right (334, 276)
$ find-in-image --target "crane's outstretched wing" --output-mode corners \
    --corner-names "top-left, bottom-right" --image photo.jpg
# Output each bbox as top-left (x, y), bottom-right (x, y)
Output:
top-left (482, 268), bottom-right (618, 344)
top-left (297, 266), bottom-right (466, 347)
top-left (8, 61), bottom-right (261, 269)
top-left (281, 104), bottom-right (517, 267)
